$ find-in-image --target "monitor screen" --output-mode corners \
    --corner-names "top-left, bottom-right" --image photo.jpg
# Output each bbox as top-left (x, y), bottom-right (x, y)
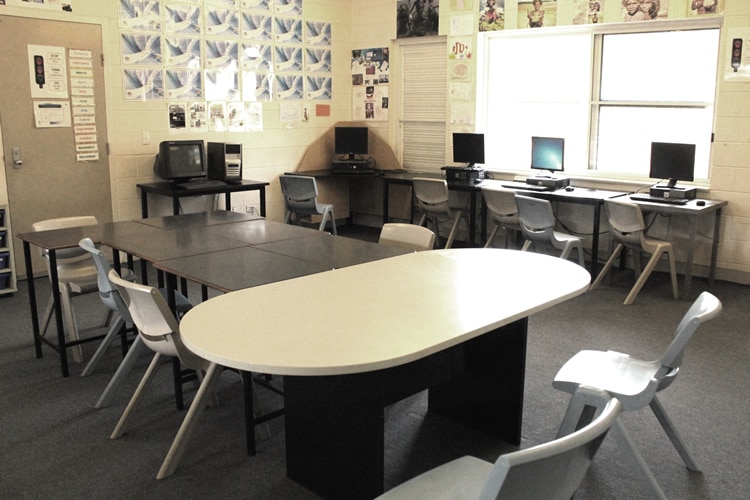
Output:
top-left (452, 133), bottom-right (485, 168)
top-left (530, 137), bottom-right (564, 173)
top-left (155, 140), bottom-right (206, 182)
top-left (334, 127), bottom-right (368, 160)
top-left (649, 141), bottom-right (695, 187)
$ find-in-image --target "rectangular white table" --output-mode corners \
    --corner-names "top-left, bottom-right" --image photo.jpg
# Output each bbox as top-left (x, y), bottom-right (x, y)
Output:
top-left (179, 248), bottom-right (591, 499)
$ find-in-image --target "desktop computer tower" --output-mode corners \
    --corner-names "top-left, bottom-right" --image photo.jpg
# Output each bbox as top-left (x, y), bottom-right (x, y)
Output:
top-left (649, 186), bottom-right (697, 200)
top-left (207, 142), bottom-right (242, 182)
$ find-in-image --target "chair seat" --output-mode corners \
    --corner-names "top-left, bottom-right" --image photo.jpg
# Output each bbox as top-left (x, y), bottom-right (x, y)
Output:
top-left (554, 350), bottom-right (661, 403)
top-left (376, 456), bottom-right (492, 499)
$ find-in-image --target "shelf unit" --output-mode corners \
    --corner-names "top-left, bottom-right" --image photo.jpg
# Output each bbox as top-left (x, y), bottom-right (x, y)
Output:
top-left (0, 205), bottom-right (17, 295)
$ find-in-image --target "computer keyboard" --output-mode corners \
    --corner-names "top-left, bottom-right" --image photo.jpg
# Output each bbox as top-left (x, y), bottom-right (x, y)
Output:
top-left (500, 182), bottom-right (552, 192)
top-left (629, 194), bottom-right (689, 205)
top-left (178, 180), bottom-right (227, 190)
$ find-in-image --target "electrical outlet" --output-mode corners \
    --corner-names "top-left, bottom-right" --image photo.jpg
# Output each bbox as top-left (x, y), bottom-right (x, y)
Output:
top-left (141, 131), bottom-right (151, 145)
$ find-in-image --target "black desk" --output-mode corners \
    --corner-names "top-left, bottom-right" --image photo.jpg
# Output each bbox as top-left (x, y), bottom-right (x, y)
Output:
top-left (137, 180), bottom-right (269, 218)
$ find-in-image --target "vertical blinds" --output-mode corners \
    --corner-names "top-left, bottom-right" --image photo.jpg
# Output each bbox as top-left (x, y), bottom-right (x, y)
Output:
top-left (400, 40), bottom-right (447, 172)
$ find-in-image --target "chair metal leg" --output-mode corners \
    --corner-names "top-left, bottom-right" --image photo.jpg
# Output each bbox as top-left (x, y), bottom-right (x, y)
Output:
top-left (96, 336), bottom-right (147, 408)
top-left (81, 315), bottom-right (125, 377)
top-left (111, 352), bottom-right (164, 439)
top-left (611, 420), bottom-right (669, 500)
top-left (650, 396), bottom-right (700, 471)
top-left (157, 362), bottom-right (223, 480)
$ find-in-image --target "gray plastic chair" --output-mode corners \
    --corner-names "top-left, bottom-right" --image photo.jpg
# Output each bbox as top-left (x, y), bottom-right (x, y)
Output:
top-left (413, 178), bottom-right (468, 249)
top-left (482, 187), bottom-right (522, 248)
top-left (33, 216), bottom-right (102, 363)
top-left (553, 291), bottom-right (722, 499)
top-left (590, 198), bottom-right (679, 305)
top-left (376, 388), bottom-right (621, 500)
top-left (515, 194), bottom-right (585, 266)
top-left (280, 174), bottom-right (337, 234)
top-left (378, 223), bottom-right (435, 251)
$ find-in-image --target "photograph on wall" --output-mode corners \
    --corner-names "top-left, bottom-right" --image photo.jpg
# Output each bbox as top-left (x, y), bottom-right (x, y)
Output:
top-left (205, 7), bottom-right (240, 37)
top-left (165, 69), bottom-right (203, 99)
top-left (123, 68), bottom-right (164, 100)
top-left (241, 12), bottom-right (273, 40)
top-left (622, 0), bottom-right (667, 21)
top-left (164, 37), bottom-right (201, 67)
top-left (119, 0), bottom-right (160, 32)
top-left (478, 0), bottom-right (504, 32)
top-left (189, 101), bottom-right (208, 132)
top-left (588, 0), bottom-right (603, 24)
top-left (397, 0), bottom-right (439, 38)
top-left (168, 102), bottom-right (187, 130)
top-left (688, 0), bottom-right (722, 16)
top-left (518, 0), bottom-right (557, 29)
top-left (351, 48), bottom-right (389, 86)
top-left (305, 21), bottom-right (331, 46)
top-left (121, 33), bottom-right (162, 65)
top-left (164, 3), bottom-right (202, 35)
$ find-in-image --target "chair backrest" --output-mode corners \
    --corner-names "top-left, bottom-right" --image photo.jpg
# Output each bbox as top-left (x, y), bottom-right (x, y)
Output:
top-left (378, 223), bottom-right (436, 251)
top-left (280, 175), bottom-right (320, 216)
top-left (657, 291), bottom-right (722, 389)
top-left (79, 237), bottom-right (132, 320)
top-left (482, 187), bottom-right (520, 224)
top-left (604, 198), bottom-right (646, 247)
top-left (515, 195), bottom-right (556, 242)
top-left (479, 390), bottom-right (622, 500)
top-left (108, 269), bottom-right (206, 370)
top-left (32, 216), bottom-right (98, 262)
top-left (412, 178), bottom-right (450, 214)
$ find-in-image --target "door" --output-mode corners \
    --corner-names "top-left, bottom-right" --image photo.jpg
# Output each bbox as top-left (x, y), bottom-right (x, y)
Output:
top-left (0, 15), bottom-right (112, 278)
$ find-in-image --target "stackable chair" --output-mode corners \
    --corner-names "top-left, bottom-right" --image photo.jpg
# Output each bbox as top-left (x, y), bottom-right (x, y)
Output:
top-left (279, 174), bottom-right (337, 234)
top-left (376, 388), bottom-right (621, 500)
top-left (515, 194), bottom-right (585, 267)
top-left (412, 178), bottom-right (468, 249)
top-left (32, 216), bottom-right (102, 363)
top-left (378, 223), bottom-right (436, 251)
top-left (590, 198), bottom-right (679, 305)
top-left (481, 186), bottom-right (522, 248)
top-left (107, 270), bottom-right (282, 479)
top-left (553, 291), bottom-right (721, 499)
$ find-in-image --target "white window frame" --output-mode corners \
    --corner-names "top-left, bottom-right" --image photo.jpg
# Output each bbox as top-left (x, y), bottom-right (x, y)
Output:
top-left (476, 17), bottom-right (723, 185)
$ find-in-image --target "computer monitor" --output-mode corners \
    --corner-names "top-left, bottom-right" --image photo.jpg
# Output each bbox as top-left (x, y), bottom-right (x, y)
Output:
top-left (530, 136), bottom-right (565, 175)
top-left (650, 141), bottom-right (695, 188)
top-left (334, 126), bottom-right (368, 160)
top-left (154, 140), bottom-right (207, 183)
top-left (452, 133), bottom-right (485, 168)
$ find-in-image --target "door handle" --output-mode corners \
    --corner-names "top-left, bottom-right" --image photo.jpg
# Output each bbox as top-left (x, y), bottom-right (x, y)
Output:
top-left (12, 147), bottom-right (22, 168)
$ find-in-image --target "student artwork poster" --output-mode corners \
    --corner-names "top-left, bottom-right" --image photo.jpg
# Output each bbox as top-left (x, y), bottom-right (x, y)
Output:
top-left (518, 0), bottom-right (558, 29)
top-left (479, 0), bottom-right (504, 32)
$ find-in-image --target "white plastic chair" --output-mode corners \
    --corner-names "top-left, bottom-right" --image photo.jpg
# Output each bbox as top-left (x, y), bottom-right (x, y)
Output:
top-left (482, 187), bottom-right (522, 248)
top-left (413, 178), bottom-right (468, 249)
top-left (553, 291), bottom-right (722, 499)
top-left (376, 388), bottom-right (621, 500)
top-left (515, 194), bottom-right (585, 266)
top-left (279, 174), bottom-right (337, 234)
top-left (590, 198), bottom-right (679, 305)
top-left (32, 216), bottom-right (102, 363)
top-left (378, 223), bottom-right (435, 251)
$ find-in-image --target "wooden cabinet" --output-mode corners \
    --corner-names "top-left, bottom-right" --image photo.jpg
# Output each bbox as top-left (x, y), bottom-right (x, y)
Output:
top-left (0, 205), bottom-right (17, 295)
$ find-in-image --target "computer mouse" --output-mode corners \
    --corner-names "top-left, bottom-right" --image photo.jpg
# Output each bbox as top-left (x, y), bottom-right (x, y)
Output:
top-left (696, 200), bottom-right (706, 206)
top-left (565, 186), bottom-right (574, 192)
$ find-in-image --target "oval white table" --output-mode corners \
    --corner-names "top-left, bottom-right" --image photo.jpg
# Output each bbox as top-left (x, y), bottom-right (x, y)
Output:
top-left (180, 248), bottom-right (591, 499)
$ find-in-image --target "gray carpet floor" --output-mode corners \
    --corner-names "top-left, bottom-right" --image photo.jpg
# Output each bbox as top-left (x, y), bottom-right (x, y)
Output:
top-left (1, 255), bottom-right (748, 499)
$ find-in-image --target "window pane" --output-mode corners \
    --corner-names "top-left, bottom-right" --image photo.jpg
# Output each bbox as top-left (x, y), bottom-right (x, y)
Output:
top-left (596, 105), bottom-right (713, 178)
top-left (484, 31), bottom-right (591, 172)
top-left (600, 30), bottom-right (720, 102)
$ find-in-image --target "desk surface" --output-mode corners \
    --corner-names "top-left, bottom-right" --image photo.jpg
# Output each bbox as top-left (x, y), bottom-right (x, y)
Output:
top-left (180, 248), bottom-right (591, 376)
top-left (137, 179), bottom-right (269, 196)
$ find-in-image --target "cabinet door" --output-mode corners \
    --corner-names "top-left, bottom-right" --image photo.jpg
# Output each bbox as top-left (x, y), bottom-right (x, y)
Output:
top-left (0, 15), bottom-right (112, 278)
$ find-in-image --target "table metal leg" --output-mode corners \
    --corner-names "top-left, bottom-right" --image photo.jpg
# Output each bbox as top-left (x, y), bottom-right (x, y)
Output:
top-left (709, 208), bottom-right (723, 286)
top-left (23, 241), bottom-right (42, 358)
top-left (49, 250), bottom-right (70, 377)
top-left (590, 203), bottom-right (602, 281)
top-left (683, 216), bottom-right (698, 298)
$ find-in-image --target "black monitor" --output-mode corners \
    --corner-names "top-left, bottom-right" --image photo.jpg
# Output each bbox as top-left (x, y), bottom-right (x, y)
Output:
top-left (154, 140), bottom-right (206, 183)
top-left (452, 133), bottom-right (485, 168)
top-left (334, 126), bottom-right (368, 160)
top-left (649, 141), bottom-right (695, 188)
top-left (530, 136), bottom-right (565, 174)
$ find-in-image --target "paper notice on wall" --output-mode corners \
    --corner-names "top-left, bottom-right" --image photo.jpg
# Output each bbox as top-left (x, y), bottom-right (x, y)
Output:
top-left (33, 101), bottom-right (71, 128)
top-left (68, 48), bottom-right (100, 162)
top-left (28, 45), bottom-right (68, 99)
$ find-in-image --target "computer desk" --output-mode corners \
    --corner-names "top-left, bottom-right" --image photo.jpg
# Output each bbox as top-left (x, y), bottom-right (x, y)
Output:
top-left (136, 179), bottom-right (269, 218)
top-left (179, 248), bottom-right (591, 499)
